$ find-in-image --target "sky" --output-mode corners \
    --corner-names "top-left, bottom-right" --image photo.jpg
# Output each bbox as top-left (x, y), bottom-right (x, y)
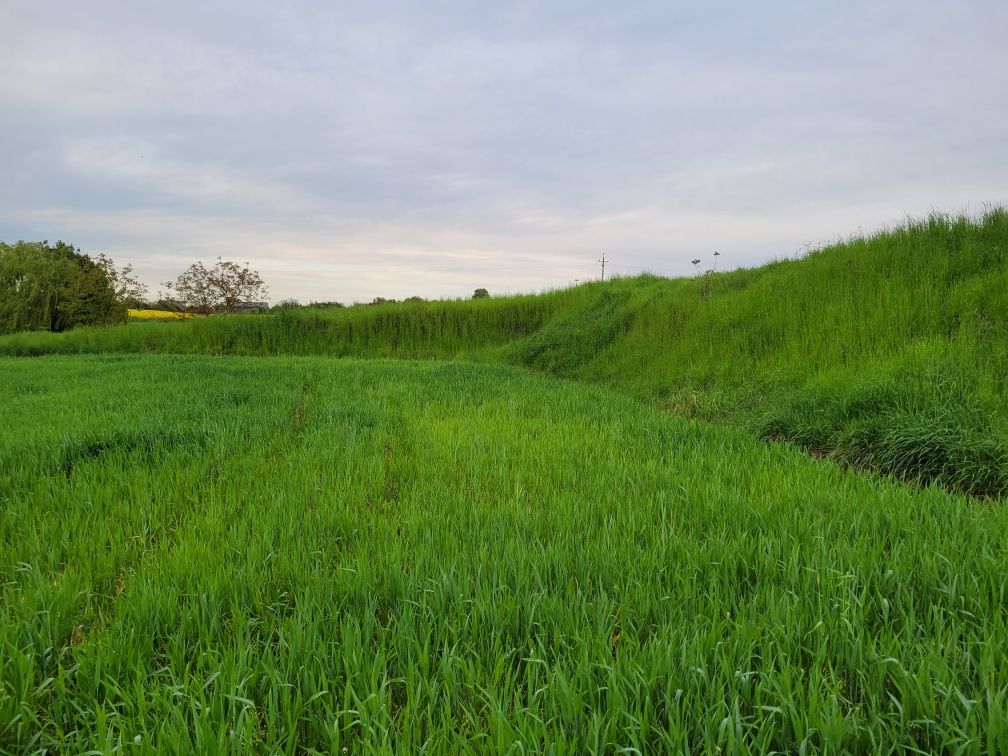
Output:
top-left (1, 1), bottom-right (1005, 304)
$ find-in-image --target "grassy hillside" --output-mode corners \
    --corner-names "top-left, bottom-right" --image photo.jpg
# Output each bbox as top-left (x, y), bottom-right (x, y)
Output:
top-left (3, 355), bottom-right (1007, 752)
top-left (2, 209), bottom-right (1006, 495)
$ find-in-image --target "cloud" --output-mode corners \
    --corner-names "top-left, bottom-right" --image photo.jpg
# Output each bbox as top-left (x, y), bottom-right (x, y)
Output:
top-left (1, 0), bottom-right (1006, 302)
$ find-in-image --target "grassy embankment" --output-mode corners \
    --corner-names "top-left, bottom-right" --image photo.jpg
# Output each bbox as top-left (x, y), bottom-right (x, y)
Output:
top-left (2, 355), bottom-right (1007, 752)
top-left (4, 209), bottom-right (1007, 496)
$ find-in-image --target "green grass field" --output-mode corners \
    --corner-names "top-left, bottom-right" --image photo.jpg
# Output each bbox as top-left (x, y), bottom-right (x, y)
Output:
top-left (3, 355), bottom-right (1007, 753)
top-left (2, 210), bottom-right (1007, 752)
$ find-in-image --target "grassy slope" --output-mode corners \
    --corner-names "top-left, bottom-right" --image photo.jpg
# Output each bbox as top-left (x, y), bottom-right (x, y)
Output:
top-left (2, 355), bottom-right (1007, 752)
top-left (4, 209), bottom-right (1006, 496)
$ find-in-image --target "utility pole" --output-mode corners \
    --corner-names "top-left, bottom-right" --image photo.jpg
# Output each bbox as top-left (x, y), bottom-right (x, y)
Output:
top-left (598, 252), bottom-right (607, 281)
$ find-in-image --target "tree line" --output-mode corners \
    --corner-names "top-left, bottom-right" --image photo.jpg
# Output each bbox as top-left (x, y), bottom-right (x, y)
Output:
top-left (0, 240), bottom-right (493, 335)
top-left (0, 241), bottom-right (269, 334)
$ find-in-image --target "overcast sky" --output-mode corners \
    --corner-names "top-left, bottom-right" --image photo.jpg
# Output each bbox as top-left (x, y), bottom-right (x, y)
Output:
top-left (1, 1), bottom-right (1005, 303)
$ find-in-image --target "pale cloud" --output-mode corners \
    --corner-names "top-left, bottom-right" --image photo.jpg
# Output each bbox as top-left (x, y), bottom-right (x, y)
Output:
top-left (1, 0), bottom-right (1006, 303)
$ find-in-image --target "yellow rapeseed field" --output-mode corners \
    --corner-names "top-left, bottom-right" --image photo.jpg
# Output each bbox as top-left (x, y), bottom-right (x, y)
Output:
top-left (127, 309), bottom-right (197, 320)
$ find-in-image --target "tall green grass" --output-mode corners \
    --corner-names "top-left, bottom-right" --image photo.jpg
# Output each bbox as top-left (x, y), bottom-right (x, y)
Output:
top-left (2, 355), bottom-right (1007, 752)
top-left (0, 291), bottom-right (566, 360)
top-left (5, 209), bottom-right (1005, 495)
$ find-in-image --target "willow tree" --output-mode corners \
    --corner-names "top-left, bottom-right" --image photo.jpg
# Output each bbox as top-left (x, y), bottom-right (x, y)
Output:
top-left (0, 241), bottom-right (146, 334)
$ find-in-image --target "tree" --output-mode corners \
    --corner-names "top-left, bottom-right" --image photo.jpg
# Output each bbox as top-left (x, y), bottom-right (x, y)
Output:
top-left (164, 258), bottom-right (269, 314)
top-left (0, 241), bottom-right (134, 334)
top-left (95, 254), bottom-right (149, 308)
top-left (472, 288), bottom-right (490, 299)
top-left (164, 261), bottom-right (216, 315)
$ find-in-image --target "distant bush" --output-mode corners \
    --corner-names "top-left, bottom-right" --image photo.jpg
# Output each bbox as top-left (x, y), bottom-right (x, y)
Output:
top-left (150, 298), bottom-right (183, 313)
top-left (473, 288), bottom-right (490, 299)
